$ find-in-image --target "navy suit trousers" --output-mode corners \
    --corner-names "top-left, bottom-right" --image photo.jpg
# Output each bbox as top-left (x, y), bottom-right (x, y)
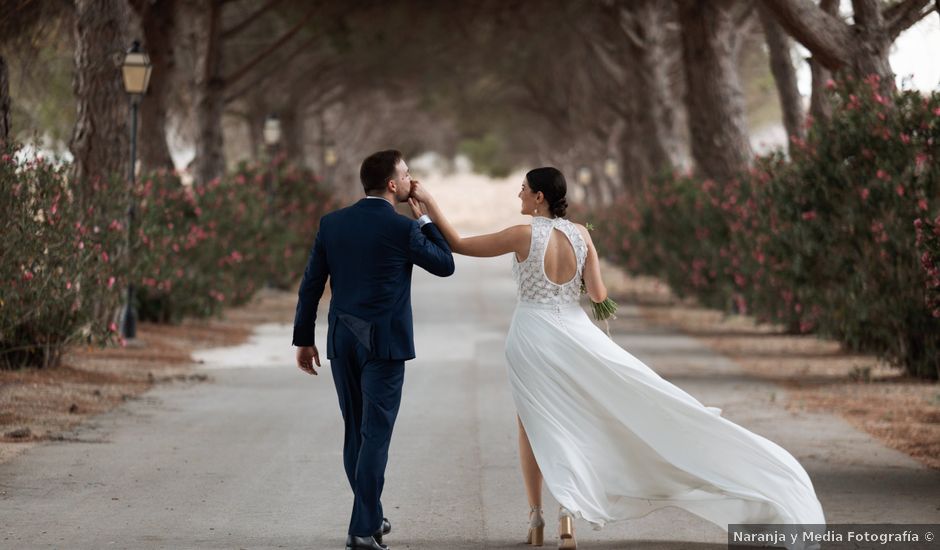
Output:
top-left (330, 319), bottom-right (405, 537)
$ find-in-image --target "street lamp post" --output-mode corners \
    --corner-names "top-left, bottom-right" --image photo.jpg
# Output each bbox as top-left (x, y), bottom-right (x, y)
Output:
top-left (120, 40), bottom-right (152, 340)
top-left (324, 138), bottom-right (337, 186)
top-left (262, 113), bottom-right (281, 202)
top-left (262, 114), bottom-right (281, 289)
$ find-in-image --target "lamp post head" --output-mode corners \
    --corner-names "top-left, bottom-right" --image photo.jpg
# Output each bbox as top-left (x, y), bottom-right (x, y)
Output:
top-left (324, 141), bottom-right (337, 167)
top-left (577, 166), bottom-right (592, 186)
top-left (604, 158), bottom-right (618, 179)
top-left (122, 40), bottom-right (152, 96)
top-left (263, 114), bottom-right (282, 146)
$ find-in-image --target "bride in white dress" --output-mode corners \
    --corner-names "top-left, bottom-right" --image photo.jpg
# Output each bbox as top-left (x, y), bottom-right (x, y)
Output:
top-left (407, 167), bottom-right (826, 549)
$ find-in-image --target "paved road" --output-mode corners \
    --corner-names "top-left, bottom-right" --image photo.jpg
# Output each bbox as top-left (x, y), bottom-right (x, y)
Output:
top-left (2, 255), bottom-right (939, 549)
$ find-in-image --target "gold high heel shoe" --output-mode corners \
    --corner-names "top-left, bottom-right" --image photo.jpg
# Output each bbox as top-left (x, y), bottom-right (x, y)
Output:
top-left (527, 506), bottom-right (545, 546)
top-left (558, 506), bottom-right (577, 549)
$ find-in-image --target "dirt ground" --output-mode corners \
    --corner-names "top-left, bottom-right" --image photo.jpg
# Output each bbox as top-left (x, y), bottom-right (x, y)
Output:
top-left (600, 261), bottom-right (940, 471)
top-left (0, 288), bottom-right (299, 464)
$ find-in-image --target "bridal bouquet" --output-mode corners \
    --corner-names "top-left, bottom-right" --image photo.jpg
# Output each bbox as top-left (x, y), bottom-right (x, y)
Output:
top-left (581, 222), bottom-right (618, 322)
top-left (581, 279), bottom-right (618, 321)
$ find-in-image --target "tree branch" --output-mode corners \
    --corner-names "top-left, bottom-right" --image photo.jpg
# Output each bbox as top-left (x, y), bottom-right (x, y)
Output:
top-left (762, 0), bottom-right (854, 71)
top-left (222, 0), bottom-right (285, 40)
top-left (223, 31), bottom-right (322, 104)
top-left (222, 5), bottom-right (318, 90)
top-left (885, 0), bottom-right (936, 39)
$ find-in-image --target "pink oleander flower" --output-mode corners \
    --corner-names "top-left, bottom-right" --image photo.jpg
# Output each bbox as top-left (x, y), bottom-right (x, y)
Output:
top-left (109, 322), bottom-right (118, 332)
top-left (860, 188), bottom-right (870, 200)
top-left (802, 211), bottom-right (817, 221)
top-left (107, 276), bottom-right (116, 289)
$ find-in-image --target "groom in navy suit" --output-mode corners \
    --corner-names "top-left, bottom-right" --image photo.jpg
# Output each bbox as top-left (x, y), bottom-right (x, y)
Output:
top-left (293, 150), bottom-right (455, 550)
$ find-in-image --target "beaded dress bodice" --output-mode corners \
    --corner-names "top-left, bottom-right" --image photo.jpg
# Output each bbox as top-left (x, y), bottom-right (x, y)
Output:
top-left (511, 216), bottom-right (588, 306)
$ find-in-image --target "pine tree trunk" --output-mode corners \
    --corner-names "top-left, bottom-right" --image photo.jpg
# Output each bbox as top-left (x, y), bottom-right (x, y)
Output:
top-left (136, 0), bottom-right (177, 173)
top-left (0, 56), bottom-right (10, 148)
top-left (808, 0), bottom-right (838, 122)
top-left (758, 3), bottom-right (804, 144)
top-left (631, 0), bottom-right (682, 175)
top-left (69, 0), bottom-right (130, 193)
top-left (618, 73), bottom-right (652, 190)
top-left (763, 0), bottom-right (896, 95)
top-left (678, 0), bottom-right (752, 183)
top-left (849, 0), bottom-right (895, 92)
top-left (281, 97), bottom-right (306, 167)
top-left (193, 0), bottom-right (225, 185)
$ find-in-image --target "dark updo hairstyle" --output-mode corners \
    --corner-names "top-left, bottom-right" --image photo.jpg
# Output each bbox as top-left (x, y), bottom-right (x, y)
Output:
top-left (525, 166), bottom-right (568, 218)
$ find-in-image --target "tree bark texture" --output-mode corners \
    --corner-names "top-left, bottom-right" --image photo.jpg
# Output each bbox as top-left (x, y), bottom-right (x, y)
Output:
top-left (193, 0), bottom-right (225, 185)
top-left (69, 0), bottom-right (130, 193)
top-left (678, 0), bottom-right (752, 183)
top-left (0, 56), bottom-right (10, 147)
top-left (628, 0), bottom-right (683, 175)
top-left (762, 0), bottom-right (922, 93)
top-left (808, 0), bottom-right (839, 122)
top-left (758, 2), bottom-right (804, 143)
top-left (133, 0), bottom-right (177, 173)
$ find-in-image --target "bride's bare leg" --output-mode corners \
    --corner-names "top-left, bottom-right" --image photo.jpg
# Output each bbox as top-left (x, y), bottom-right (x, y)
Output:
top-left (517, 415), bottom-right (542, 507)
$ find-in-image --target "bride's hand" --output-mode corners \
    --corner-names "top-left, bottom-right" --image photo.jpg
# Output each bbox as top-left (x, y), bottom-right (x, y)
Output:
top-left (408, 197), bottom-right (425, 218)
top-left (410, 180), bottom-right (432, 203)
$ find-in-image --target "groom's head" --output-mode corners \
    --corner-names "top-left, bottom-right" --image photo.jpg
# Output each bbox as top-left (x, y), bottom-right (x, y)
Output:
top-left (360, 149), bottom-right (411, 203)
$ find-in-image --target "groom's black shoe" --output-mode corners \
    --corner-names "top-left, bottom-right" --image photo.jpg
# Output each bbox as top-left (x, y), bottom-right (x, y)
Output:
top-left (373, 518), bottom-right (391, 544)
top-left (345, 534), bottom-right (387, 550)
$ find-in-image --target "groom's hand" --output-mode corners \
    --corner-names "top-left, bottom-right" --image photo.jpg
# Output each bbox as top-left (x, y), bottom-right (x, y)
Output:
top-left (296, 345), bottom-right (320, 375)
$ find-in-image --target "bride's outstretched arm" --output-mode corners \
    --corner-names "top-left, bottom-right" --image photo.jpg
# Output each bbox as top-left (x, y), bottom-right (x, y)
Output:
top-left (577, 224), bottom-right (608, 303)
top-left (410, 183), bottom-right (528, 258)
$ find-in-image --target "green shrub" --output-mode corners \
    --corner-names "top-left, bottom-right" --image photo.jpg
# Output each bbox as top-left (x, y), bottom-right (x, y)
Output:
top-left (592, 77), bottom-right (940, 379)
top-left (0, 144), bottom-right (128, 369)
top-left (132, 158), bottom-right (335, 323)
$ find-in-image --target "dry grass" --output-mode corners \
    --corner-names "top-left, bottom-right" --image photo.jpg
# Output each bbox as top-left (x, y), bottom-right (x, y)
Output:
top-left (601, 260), bottom-right (940, 470)
top-left (0, 288), bottom-right (298, 463)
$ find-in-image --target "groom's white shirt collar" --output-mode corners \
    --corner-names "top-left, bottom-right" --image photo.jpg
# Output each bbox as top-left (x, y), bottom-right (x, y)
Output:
top-left (364, 195), bottom-right (431, 227)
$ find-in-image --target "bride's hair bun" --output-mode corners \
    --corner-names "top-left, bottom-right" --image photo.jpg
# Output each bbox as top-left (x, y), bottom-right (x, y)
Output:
top-left (549, 197), bottom-right (568, 218)
top-left (525, 167), bottom-right (568, 218)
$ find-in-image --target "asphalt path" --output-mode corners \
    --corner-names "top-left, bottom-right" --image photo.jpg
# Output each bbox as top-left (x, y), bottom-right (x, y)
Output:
top-left (2, 255), bottom-right (939, 549)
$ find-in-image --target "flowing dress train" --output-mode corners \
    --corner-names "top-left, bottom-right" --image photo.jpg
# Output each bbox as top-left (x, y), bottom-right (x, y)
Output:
top-left (503, 216), bottom-right (826, 549)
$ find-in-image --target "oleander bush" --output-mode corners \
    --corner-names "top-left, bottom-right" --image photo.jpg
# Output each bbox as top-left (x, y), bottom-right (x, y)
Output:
top-left (0, 144), bottom-right (128, 369)
top-left (591, 76), bottom-right (940, 379)
top-left (133, 157), bottom-right (336, 323)
top-left (1, 144), bottom-right (336, 368)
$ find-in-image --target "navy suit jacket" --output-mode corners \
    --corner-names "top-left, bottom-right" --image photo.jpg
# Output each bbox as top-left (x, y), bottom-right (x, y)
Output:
top-left (292, 197), bottom-right (455, 361)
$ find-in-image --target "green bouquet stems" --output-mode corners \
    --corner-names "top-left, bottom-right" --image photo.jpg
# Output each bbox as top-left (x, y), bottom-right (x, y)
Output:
top-left (580, 277), bottom-right (618, 321)
top-left (590, 297), bottom-right (618, 321)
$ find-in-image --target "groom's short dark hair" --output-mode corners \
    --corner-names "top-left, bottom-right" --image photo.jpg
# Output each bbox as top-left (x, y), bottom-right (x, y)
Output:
top-left (360, 150), bottom-right (403, 194)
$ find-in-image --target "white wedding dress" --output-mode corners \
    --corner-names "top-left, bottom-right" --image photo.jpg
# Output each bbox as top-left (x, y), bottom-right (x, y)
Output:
top-left (504, 215), bottom-right (826, 549)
